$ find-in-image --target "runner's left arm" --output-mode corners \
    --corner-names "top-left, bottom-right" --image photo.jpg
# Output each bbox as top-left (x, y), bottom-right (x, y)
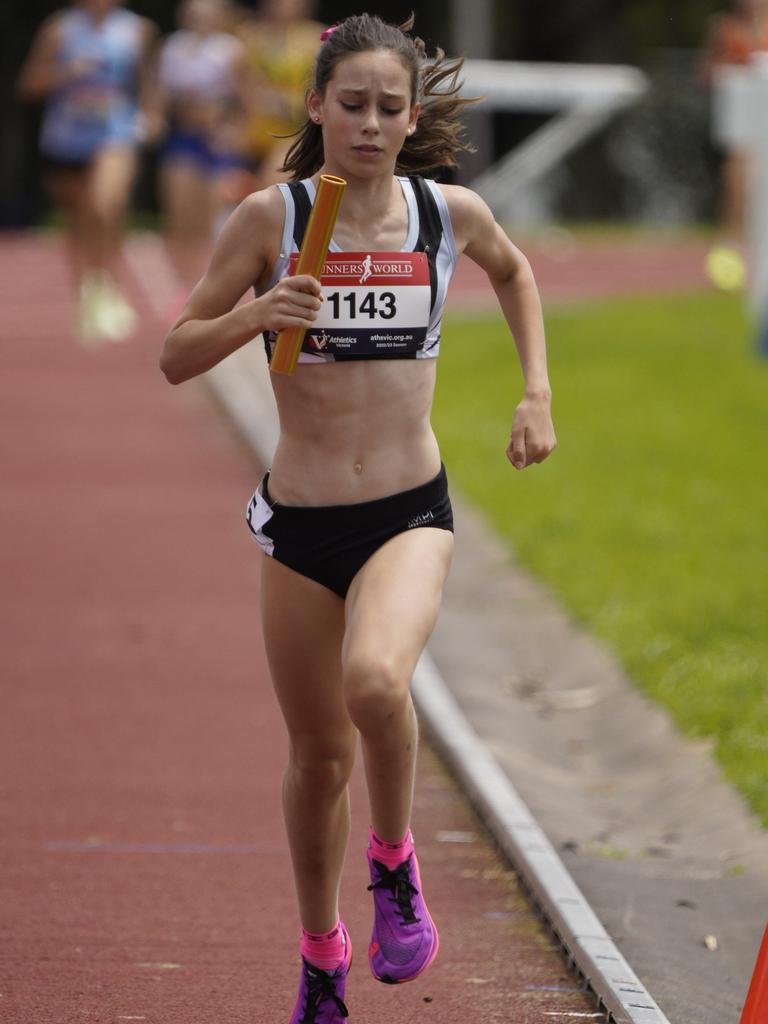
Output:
top-left (137, 18), bottom-right (164, 145)
top-left (16, 16), bottom-right (65, 101)
top-left (443, 185), bottom-right (556, 470)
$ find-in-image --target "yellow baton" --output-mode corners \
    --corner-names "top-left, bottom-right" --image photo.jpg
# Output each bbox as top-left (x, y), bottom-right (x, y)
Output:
top-left (270, 174), bottom-right (347, 376)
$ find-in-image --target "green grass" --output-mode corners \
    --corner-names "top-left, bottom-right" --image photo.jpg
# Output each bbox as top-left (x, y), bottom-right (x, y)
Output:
top-left (433, 292), bottom-right (768, 825)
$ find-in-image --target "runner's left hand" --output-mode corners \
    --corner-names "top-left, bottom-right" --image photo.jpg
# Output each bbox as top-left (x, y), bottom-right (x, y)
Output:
top-left (507, 392), bottom-right (556, 470)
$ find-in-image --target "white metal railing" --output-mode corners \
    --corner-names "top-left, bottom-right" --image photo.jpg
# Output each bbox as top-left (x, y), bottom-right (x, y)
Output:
top-left (460, 59), bottom-right (648, 223)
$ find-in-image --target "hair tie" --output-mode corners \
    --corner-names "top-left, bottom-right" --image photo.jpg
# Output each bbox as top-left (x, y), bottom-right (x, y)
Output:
top-left (320, 25), bottom-right (339, 41)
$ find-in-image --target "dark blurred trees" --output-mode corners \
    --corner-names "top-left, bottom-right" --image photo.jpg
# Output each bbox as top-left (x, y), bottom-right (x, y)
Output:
top-left (495, 0), bottom-right (720, 62)
top-left (3, 0), bottom-right (728, 226)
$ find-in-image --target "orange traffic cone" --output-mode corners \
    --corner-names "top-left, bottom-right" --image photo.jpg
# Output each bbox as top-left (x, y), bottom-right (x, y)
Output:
top-left (741, 923), bottom-right (768, 1024)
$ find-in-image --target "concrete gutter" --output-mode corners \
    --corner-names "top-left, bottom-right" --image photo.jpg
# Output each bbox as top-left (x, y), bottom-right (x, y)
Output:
top-left (413, 650), bottom-right (668, 1024)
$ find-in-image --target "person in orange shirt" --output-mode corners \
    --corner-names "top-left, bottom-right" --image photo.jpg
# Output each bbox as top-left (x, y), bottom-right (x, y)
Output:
top-left (701, 0), bottom-right (768, 289)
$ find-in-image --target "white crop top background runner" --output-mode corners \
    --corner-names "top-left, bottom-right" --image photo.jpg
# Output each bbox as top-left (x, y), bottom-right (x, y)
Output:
top-left (258, 176), bottom-right (458, 363)
top-left (158, 30), bottom-right (242, 102)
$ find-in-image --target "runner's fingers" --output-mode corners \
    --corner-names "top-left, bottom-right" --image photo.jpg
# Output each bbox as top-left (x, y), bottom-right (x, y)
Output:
top-left (297, 298), bottom-right (321, 319)
top-left (278, 283), bottom-right (323, 311)
top-left (272, 294), bottom-right (320, 321)
top-left (279, 315), bottom-right (318, 330)
top-left (530, 433), bottom-right (557, 463)
top-left (288, 274), bottom-right (323, 298)
top-left (528, 441), bottom-right (550, 463)
top-left (509, 429), bottom-right (527, 470)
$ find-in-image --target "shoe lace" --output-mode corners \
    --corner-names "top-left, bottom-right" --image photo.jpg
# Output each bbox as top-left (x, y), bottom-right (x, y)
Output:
top-left (367, 858), bottom-right (420, 926)
top-left (299, 962), bottom-right (349, 1022)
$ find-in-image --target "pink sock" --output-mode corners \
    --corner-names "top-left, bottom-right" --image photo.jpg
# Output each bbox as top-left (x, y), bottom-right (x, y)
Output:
top-left (300, 920), bottom-right (346, 971)
top-left (369, 826), bottom-right (414, 868)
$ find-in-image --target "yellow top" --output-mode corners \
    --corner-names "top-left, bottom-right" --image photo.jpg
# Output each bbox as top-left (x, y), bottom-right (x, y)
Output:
top-left (238, 18), bottom-right (323, 159)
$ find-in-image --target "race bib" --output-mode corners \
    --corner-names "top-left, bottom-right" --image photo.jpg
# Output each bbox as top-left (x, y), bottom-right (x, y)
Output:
top-left (289, 251), bottom-right (431, 358)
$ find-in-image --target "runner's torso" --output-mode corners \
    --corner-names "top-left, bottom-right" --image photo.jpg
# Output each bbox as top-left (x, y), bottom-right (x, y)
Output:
top-left (260, 176), bottom-right (458, 505)
top-left (158, 29), bottom-right (240, 130)
top-left (40, 7), bottom-right (144, 160)
top-left (259, 175), bottom-right (456, 363)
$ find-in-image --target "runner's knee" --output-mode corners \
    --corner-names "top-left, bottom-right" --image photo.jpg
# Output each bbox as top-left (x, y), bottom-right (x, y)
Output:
top-left (89, 192), bottom-right (128, 228)
top-left (343, 656), bottom-right (410, 733)
top-left (287, 739), bottom-right (356, 795)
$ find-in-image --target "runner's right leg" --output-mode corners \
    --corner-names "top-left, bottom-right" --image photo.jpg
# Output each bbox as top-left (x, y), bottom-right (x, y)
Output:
top-left (76, 146), bottom-right (139, 340)
top-left (158, 157), bottom-right (216, 288)
top-left (45, 166), bottom-right (106, 344)
top-left (45, 166), bottom-right (88, 284)
top-left (260, 556), bottom-right (356, 1020)
top-left (260, 556), bottom-right (356, 930)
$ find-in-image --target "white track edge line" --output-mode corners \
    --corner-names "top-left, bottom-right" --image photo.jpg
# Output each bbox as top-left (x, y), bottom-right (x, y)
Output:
top-left (413, 649), bottom-right (671, 1024)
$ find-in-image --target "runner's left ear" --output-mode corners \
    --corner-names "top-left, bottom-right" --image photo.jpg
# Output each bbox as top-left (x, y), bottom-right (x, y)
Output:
top-left (307, 89), bottom-right (323, 124)
top-left (407, 103), bottom-right (421, 136)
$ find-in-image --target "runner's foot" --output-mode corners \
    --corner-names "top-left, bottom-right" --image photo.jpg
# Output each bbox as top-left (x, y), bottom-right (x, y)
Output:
top-left (367, 846), bottom-right (439, 984)
top-left (289, 923), bottom-right (352, 1023)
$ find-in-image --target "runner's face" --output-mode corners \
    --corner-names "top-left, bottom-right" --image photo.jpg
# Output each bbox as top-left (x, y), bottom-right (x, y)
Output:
top-left (79, 0), bottom-right (120, 17)
top-left (180, 0), bottom-right (225, 33)
top-left (262, 0), bottom-right (313, 19)
top-left (310, 50), bottom-right (420, 178)
top-left (738, 0), bottom-right (768, 16)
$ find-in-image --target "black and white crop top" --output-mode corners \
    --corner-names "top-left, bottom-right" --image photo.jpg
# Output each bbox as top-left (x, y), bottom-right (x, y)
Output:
top-left (258, 175), bottom-right (457, 363)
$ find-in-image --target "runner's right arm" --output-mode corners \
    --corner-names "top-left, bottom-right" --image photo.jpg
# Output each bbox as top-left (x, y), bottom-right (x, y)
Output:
top-left (16, 17), bottom-right (64, 101)
top-left (160, 190), bottom-right (322, 385)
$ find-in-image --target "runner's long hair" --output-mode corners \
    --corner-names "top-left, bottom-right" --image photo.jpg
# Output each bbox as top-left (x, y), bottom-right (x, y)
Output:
top-left (281, 13), bottom-right (480, 180)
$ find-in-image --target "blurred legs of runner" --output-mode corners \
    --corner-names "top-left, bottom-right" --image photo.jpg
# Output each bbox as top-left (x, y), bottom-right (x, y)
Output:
top-left (251, 138), bottom-right (292, 191)
top-left (720, 150), bottom-right (753, 239)
top-left (47, 145), bottom-right (138, 345)
top-left (159, 158), bottom-right (217, 292)
top-left (259, 527), bottom-right (453, 934)
top-left (707, 149), bottom-right (753, 292)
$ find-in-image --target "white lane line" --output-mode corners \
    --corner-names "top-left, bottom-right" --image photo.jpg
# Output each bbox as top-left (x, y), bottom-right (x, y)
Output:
top-left (412, 650), bottom-right (671, 1024)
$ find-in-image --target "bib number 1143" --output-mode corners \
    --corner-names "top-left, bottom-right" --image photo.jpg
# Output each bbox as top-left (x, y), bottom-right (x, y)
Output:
top-left (327, 290), bottom-right (396, 320)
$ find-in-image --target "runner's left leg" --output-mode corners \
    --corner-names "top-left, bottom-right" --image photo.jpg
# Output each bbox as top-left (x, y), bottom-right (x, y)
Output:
top-left (342, 526), bottom-right (453, 843)
top-left (342, 526), bottom-right (453, 983)
top-left (84, 145), bottom-right (137, 278)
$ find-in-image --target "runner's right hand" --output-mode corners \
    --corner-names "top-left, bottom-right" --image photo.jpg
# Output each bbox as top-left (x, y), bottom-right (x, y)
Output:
top-left (255, 275), bottom-right (323, 333)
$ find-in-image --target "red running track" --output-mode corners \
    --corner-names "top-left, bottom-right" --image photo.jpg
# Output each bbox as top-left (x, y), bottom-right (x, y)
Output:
top-left (0, 235), bottom-right (598, 1023)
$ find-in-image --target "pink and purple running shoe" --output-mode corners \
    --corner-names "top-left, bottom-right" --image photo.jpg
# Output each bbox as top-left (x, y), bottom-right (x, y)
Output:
top-left (367, 848), bottom-right (439, 984)
top-left (289, 923), bottom-right (352, 1023)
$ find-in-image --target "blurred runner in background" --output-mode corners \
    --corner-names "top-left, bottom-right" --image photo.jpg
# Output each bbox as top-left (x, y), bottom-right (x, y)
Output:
top-left (156, 0), bottom-right (248, 290)
top-left (17, 0), bottom-right (158, 345)
top-left (235, 0), bottom-right (324, 192)
top-left (701, 0), bottom-right (768, 291)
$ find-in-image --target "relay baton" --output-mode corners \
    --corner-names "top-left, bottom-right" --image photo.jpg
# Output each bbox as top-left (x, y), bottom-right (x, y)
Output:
top-left (270, 174), bottom-right (347, 376)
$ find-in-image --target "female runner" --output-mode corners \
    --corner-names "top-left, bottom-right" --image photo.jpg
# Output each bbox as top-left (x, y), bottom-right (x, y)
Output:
top-left (160, 14), bottom-right (556, 1023)
top-left (17, 0), bottom-right (157, 344)
top-left (156, 0), bottom-right (247, 288)
top-left (236, 0), bottom-right (325, 191)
